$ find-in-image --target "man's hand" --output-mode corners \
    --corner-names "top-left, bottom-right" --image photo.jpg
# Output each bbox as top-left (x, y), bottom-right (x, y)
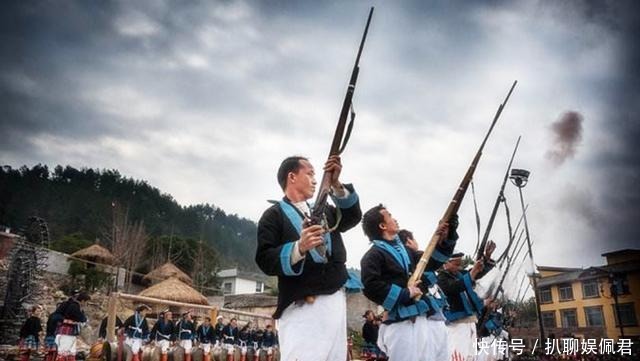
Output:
top-left (484, 240), bottom-right (496, 259)
top-left (408, 285), bottom-right (423, 299)
top-left (298, 225), bottom-right (325, 254)
top-left (436, 220), bottom-right (450, 245)
top-left (404, 236), bottom-right (419, 252)
top-left (470, 260), bottom-right (484, 280)
top-left (324, 155), bottom-right (343, 191)
top-left (484, 297), bottom-right (499, 311)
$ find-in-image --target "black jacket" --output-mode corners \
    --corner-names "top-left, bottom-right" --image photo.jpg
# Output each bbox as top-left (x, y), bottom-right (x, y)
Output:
top-left (222, 325), bottom-right (238, 344)
top-left (256, 184), bottom-right (361, 318)
top-left (362, 321), bottom-right (378, 345)
top-left (124, 313), bottom-right (150, 339)
top-left (196, 324), bottom-right (215, 343)
top-left (175, 319), bottom-right (196, 340)
top-left (438, 257), bottom-right (495, 321)
top-left (361, 236), bottom-right (455, 323)
top-left (59, 298), bottom-right (87, 323)
top-left (151, 318), bottom-right (175, 341)
top-left (20, 316), bottom-right (42, 338)
top-left (99, 316), bottom-right (123, 339)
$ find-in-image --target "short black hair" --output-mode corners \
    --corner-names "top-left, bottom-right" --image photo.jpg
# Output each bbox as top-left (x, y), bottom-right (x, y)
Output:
top-left (277, 156), bottom-right (308, 191)
top-left (398, 229), bottom-right (414, 245)
top-left (362, 204), bottom-right (386, 241)
top-left (76, 293), bottom-right (91, 302)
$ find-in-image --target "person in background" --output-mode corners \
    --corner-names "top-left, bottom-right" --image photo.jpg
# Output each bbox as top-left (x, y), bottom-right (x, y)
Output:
top-left (175, 310), bottom-right (197, 361)
top-left (56, 292), bottom-right (91, 361)
top-left (150, 310), bottom-right (175, 361)
top-left (196, 316), bottom-right (215, 361)
top-left (261, 324), bottom-right (278, 361)
top-left (98, 314), bottom-right (123, 340)
top-left (222, 318), bottom-right (239, 361)
top-left (237, 321), bottom-right (252, 361)
top-left (123, 304), bottom-right (151, 361)
top-left (19, 305), bottom-right (43, 361)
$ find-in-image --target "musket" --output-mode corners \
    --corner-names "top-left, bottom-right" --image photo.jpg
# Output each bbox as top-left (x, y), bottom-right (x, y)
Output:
top-left (478, 228), bottom-right (533, 336)
top-left (307, 7), bottom-right (374, 238)
top-left (408, 80), bottom-right (517, 292)
top-left (475, 137), bottom-right (521, 260)
top-left (497, 204), bottom-right (528, 266)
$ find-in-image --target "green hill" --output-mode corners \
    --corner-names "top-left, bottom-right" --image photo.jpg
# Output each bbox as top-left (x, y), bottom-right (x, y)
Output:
top-left (0, 164), bottom-right (260, 279)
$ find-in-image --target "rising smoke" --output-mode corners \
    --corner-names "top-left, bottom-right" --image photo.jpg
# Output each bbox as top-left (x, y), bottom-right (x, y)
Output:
top-left (545, 111), bottom-right (584, 167)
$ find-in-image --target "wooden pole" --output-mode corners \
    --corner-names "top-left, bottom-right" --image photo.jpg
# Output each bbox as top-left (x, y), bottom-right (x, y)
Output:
top-left (106, 293), bottom-right (117, 343)
top-left (115, 292), bottom-right (272, 319)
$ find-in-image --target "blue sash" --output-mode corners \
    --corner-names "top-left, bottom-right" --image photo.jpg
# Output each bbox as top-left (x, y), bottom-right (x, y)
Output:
top-left (278, 200), bottom-right (331, 263)
top-left (372, 237), bottom-right (410, 273)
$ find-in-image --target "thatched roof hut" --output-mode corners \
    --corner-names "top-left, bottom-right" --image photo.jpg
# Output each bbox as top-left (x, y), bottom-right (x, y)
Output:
top-left (138, 276), bottom-right (209, 305)
top-left (71, 243), bottom-right (115, 265)
top-left (143, 262), bottom-right (193, 285)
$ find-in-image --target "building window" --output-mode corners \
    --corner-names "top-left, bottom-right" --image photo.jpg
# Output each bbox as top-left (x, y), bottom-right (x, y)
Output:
top-left (255, 281), bottom-right (264, 293)
top-left (613, 303), bottom-right (637, 327)
top-left (560, 309), bottom-right (578, 328)
top-left (558, 283), bottom-right (574, 301)
top-left (540, 287), bottom-right (553, 303)
top-left (584, 306), bottom-right (605, 327)
top-left (223, 282), bottom-right (232, 294)
top-left (611, 275), bottom-right (630, 295)
top-left (542, 311), bottom-right (556, 328)
top-left (582, 280), bottom-right (599, 299)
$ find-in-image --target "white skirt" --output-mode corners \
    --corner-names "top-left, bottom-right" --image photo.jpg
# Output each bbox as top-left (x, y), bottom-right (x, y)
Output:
top-left (447, 320), bottom-right (478, 361)
top-left (278, 289), bottom-right (346, 361)
top-left (377, 317), bottom-right (429, 361)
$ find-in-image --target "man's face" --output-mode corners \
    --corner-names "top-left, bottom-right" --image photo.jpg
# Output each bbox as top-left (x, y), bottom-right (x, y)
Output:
top-left (140, 309), bottom-right (148, 317)
top-left (184, 313), bottom-right (191, 321)
top-left (365, 312), bottom-right (374, 322)
top-left (231, 319), bottom-right (237, 328)
top-left (445, 258), bottom-right (463, 274)
top-left (217, 318), bottom-right (224, 325)
top-left (204, 319), bottom-right (210, 326)
top-left (379, 209), bottom-right (399, 237)
top-left (165, 312), bottom-right (172, 320)
top-left (289, 159), bottom-right (316, 200)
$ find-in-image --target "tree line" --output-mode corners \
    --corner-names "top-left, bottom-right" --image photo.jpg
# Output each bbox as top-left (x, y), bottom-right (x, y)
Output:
top-left (0, 164), bottom-right (261, 292)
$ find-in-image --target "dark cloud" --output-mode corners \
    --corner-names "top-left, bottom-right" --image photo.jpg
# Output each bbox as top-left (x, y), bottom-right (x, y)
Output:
top-left (1, 0), bottom-right (639, 272)
top-left (596, 0), bottom-right (640, 247)
top-left (545, 111), bottom-right (583, 166)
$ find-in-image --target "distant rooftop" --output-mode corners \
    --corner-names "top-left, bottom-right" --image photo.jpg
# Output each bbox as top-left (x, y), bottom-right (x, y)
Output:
top-left (217, 268), bottom-right (269, 282)
top-left (537, 266), bottom-right (583, 273)
top-left (601, 249), bottom-right (640, 257)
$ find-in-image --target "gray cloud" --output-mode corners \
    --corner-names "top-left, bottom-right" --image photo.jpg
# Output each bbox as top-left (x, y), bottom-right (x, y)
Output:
top-left (1, 0), bottom-right (639, 282)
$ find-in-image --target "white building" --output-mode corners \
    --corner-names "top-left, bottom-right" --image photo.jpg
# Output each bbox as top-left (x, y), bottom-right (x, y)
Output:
top-left (216, 268), bottom-right (271, 295)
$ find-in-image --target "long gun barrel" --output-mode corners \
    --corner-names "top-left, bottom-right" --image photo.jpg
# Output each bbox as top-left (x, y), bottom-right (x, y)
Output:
top-left (308, 7), bottom-right (374, 229)
top-left (408, 81), bottom-right (517, 290)
top-left (497, 204), bottom-right (528, 266)
top-left (476, 137), bottom-right (521, 260)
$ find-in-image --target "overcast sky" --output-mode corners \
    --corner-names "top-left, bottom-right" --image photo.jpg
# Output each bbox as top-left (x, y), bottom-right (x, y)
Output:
top-left (2, 0), bottom-right (638, 299)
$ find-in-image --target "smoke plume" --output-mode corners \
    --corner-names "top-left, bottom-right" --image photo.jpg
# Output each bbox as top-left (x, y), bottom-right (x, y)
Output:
top-left (546, 111), bottom-right (583, 166)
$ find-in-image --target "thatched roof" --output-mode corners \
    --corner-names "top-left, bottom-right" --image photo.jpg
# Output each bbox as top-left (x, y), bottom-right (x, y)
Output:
top-left (143, 262), bottom-right (193, 285)
top-left (138, 276), bottom-right (209, 305)
top-left (71, 243), bottom-right (115, 265)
